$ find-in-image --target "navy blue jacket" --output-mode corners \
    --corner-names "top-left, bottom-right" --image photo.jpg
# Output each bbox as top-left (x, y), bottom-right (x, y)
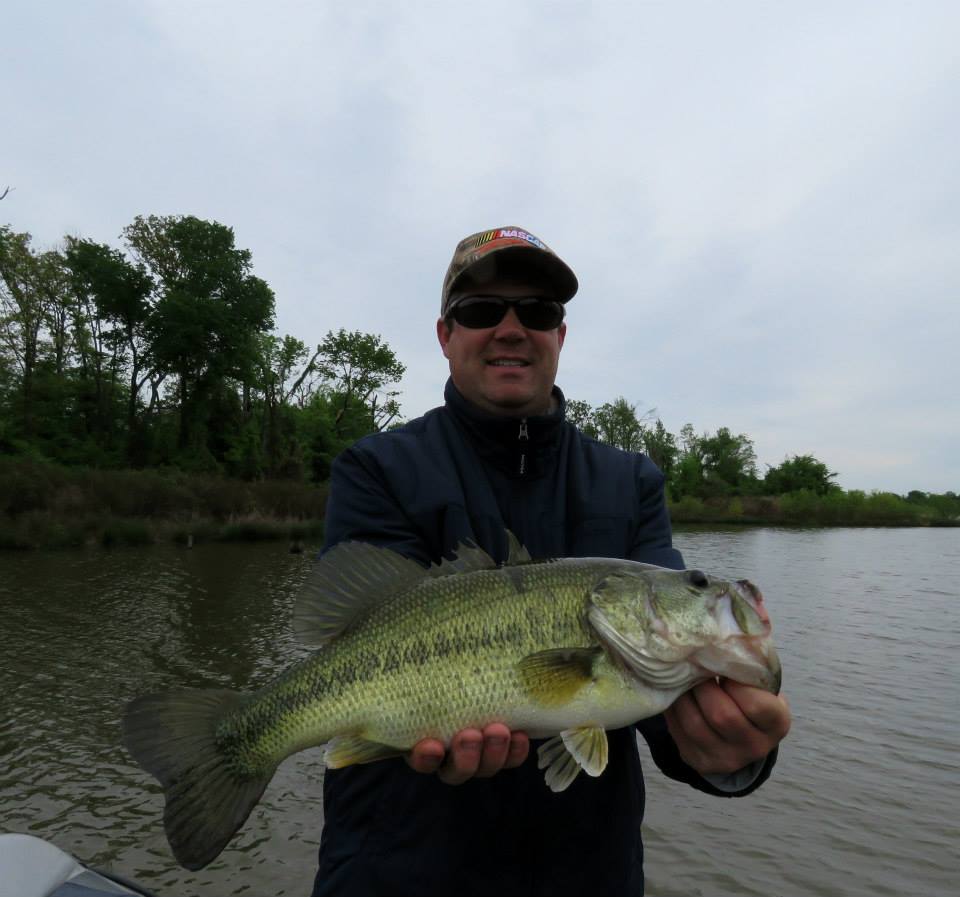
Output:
top-left (311, 381), bottom-right (773, 897)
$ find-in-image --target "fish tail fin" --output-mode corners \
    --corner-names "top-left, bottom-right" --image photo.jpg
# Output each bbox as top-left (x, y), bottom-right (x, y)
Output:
top-left (122, 688), bottom-right (276, 870)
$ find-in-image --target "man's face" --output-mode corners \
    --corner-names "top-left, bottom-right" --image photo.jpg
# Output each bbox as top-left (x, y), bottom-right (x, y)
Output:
top-left (436, 279), bottom-right (567, 417)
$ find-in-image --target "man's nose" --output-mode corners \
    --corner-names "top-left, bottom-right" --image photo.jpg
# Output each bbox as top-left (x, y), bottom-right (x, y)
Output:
top-left (492, 307), bottom-right (526, 338)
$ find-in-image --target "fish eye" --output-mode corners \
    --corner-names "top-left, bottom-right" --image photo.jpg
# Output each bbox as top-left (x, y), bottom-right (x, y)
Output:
top-left (686, 569), bottom-right (709, 588)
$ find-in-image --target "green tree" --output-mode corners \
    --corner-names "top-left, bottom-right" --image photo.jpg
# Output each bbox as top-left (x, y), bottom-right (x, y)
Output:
top-left (123, 215), bottom-right (275, 459)
top-left (0, 227), bottom-right (49, 437)
top-left (764, 454), bottom-right (839, 495)
top-left (565, 399), bottom-right (598, 439)
top-left (642, 419), bottom-right (678, 481)
top-left (64, 238), bottom-right (157, 458)
top-left (315, 329), bottom-right (405, 437)
top-left (253, 333), bottom-right (322, 476)
top-left (671, 423), bottom-right (705, 499)
top-left (699, 427), bottom-right (758, 495)
top-left (593, 397), bottom-right (646, 452)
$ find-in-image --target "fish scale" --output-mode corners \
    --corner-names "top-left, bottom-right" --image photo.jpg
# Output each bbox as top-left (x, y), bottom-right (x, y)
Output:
top-left (230, 561), bottom-right (602, 765)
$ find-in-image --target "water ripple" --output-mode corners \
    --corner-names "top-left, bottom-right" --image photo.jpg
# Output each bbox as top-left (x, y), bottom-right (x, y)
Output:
top-left (3, 531), bottom-right (959, 896)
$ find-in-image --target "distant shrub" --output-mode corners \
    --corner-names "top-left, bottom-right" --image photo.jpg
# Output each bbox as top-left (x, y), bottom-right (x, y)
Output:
top-left (0, 458), bottom-right (329, 549)
top-left (669, 496), bottom-right (707, 521)
top-left (100, 518), bottom-right (154, 548)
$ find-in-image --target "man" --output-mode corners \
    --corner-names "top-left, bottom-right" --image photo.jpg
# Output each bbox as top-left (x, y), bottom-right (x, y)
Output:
top-left (312, 227), bottom-right (791, 897)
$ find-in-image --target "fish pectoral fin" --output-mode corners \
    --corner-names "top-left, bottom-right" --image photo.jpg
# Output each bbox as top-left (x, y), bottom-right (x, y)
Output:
top-left (561, 725), bottom-right (608, 777)
top-left (536, 726), bottom-right (609, 793)
top-left (324, 735), bottom-right (404, 769)
top-left (517, 647), bottom-right (601, 708)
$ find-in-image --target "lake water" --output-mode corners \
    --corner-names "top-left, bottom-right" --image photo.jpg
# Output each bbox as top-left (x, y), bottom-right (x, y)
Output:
top-left (1, 528), bottom-right (957, 896)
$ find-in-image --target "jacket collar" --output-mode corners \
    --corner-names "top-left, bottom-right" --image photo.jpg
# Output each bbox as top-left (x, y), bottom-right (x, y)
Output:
top-left (443, 378), bottom-right (566, 477)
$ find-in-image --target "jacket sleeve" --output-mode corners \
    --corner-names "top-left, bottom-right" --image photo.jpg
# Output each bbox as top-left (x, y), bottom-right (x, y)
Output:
top-left (322, 443), bottom-right (434, 567)
top-left (628, 455), bottom-right (778, 798)
top-left (627, 457), bottom-right (684, 570)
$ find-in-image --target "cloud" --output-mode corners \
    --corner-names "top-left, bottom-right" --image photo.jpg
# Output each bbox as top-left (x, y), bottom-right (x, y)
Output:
top-left (3, 0), bottom-right (958, 492)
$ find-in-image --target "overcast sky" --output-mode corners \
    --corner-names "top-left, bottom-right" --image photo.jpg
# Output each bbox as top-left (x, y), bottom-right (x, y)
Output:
top-left (4, 1), bottom-right (958, 493)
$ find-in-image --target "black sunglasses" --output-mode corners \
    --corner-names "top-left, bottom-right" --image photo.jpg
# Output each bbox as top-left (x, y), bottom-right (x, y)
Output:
top-left (448, 296), bottom-right (565, 331)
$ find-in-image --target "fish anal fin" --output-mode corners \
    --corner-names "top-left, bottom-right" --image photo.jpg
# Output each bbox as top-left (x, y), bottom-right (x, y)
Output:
top-left (537, 734), bottom-right (582, 792)
top-left (517, 648), bottom-right (600, 708)
top-left (324, 734), bottom-right (404, 769)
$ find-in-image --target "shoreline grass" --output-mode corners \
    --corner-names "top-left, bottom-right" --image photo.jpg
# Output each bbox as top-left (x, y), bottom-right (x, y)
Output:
top-left (668, 493), bottom-right (958, 528)
top-left (0, 458), bottom-right (954, 551)
top-left (0, 458), bottom-right (327, 550)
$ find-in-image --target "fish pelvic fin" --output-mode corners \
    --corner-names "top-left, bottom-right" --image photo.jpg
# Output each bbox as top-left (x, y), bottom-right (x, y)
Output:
top-left (537, 726), bottom-right (609, 792)
top-left (122, 688), bottom-right (276, 871)
top-left (517, 647), bottom-right (601, 708)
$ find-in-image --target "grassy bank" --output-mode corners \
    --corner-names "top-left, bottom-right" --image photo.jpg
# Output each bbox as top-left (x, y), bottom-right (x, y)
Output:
top-left (0, 458), bottom-right (327, 549)
top-left (668, 492), bottom-right (959, 527)
top-left (1, 458), bottom-right (955, 550)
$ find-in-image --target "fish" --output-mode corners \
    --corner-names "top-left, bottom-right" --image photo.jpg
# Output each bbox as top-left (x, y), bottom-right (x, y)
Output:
top-left (122, 534), bottom-right (781, 870)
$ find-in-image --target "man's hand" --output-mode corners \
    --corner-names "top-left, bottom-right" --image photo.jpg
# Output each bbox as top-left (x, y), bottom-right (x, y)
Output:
top-left (406, 723), bottom-right (530, 785)
top-left (664, 679), bottom-right (791, 776)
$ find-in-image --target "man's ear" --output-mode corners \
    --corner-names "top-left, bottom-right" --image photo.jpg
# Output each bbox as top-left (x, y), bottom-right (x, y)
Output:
top-left (437, 317), bottom-right (452, 358)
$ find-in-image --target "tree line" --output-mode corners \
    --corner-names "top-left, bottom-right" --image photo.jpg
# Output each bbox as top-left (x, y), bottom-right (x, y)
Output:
top-left (2, 214), bottom-right (956, 526)
top-left (0, 216), bottom-right (404, 482)
top-left (567, 396), bottom-right (839, 499)
top-left (567, 396), bottom-right (958, 522)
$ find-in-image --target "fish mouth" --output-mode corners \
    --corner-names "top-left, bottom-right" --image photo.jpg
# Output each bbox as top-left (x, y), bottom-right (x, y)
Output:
top-left (693, 638), bottom-right (782, 695)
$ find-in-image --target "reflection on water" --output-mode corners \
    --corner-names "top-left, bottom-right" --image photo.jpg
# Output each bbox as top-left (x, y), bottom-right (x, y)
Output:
top-left (1, 530), bottom-right (958, 896)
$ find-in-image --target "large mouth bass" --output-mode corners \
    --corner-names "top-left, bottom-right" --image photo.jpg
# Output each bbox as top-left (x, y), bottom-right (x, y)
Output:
top-left (123, 535), bottom-right (780, 870)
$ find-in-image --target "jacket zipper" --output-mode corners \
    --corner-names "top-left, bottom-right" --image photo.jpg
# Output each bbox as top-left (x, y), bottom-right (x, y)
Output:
top-left (518, 418), bottom-right (529, 475)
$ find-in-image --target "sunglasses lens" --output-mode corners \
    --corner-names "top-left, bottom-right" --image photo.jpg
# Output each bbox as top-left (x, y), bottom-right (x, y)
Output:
top-left (452, 300), bottom-right (507, 329)
top-left (515, 300), bottom-right (564, 330)
top-left (451, 298), bottom-right (564, 330)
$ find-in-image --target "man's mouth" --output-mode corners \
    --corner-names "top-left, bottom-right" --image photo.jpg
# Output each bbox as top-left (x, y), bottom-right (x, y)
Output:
top-left (488, 359), bottom-right (530, 367)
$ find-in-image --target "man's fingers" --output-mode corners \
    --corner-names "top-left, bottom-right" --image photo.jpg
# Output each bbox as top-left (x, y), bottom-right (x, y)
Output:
top-left (504, 731), bottom-right (530, 769)
top-left (474, 723), bottom-right (511, 777)
top-left (665, 692), bottom-right (714, 752)
top-left (437, 729), bottom-right (483, 785)
top-left (406, 725), bottom-right (530, 784)
top-left (666, 681), bottom-right (792, 776)
top-left (722, 680), bottom-right (792, 737)
top-left (406, 738), bottom-right (445, 774)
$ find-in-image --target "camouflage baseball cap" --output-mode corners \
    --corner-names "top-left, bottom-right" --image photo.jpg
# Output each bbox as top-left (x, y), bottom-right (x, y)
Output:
top-left (441, 226), bottom-right (578, 316)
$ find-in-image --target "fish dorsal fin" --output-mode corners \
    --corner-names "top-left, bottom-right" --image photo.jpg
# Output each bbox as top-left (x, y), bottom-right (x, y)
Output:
top-left (433, 530), bottom-right (531, 575)
top-left (432, 540), bottom-right (498, 576)
top-left (293, 542), bottom-right (431, 646)
top-left (505, 530), bottom-right (532, 564)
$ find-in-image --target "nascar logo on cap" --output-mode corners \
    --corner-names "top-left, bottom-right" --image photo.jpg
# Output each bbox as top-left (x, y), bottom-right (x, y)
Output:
top-left (474, 228), bottom-right (549, 252)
